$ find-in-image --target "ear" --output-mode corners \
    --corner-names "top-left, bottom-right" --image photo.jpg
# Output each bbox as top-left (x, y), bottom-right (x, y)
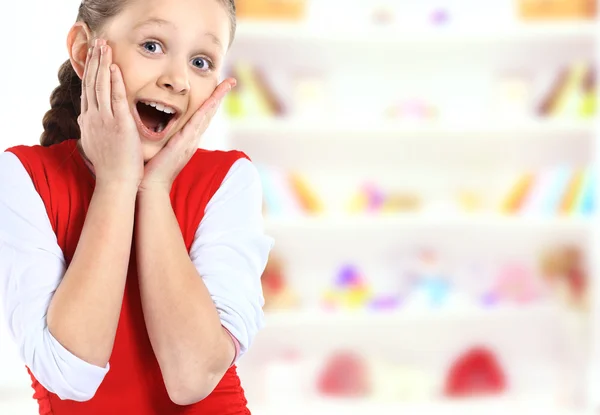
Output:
top-left (67, 22), bottom-right (93, 80)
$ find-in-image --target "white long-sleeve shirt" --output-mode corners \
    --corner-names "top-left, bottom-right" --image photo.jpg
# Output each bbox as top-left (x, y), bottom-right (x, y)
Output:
top-left (0, 150), bottom-right (273, 401)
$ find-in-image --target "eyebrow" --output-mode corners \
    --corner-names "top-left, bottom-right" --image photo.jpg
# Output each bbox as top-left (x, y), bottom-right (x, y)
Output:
top-left (134, 17), bottom-right (224, 50)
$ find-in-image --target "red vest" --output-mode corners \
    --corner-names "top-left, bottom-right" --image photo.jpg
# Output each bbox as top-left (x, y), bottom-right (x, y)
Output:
top-left (7, 139), bottom-right (251, 415)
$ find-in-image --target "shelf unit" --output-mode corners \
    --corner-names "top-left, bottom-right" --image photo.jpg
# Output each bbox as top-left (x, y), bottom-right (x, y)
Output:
top-left (224, 5), bottom-right (598, 414)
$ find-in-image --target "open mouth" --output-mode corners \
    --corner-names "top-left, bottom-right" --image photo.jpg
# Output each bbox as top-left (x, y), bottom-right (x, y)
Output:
top-left (134, 100), bottom-right (179, 138)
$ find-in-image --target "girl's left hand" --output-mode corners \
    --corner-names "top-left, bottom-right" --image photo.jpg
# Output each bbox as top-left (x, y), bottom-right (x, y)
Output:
top-left (139, 78), bottom-right (236, 194)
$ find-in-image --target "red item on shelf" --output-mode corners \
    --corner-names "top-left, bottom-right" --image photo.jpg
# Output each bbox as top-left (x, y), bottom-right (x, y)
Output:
top-left (444, 347), bottom-right (507, 397)
top-left (317, 352), bottom-right (370, 398)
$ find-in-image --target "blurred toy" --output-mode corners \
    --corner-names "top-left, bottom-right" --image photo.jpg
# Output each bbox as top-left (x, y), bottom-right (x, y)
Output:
top-left (225, 62), bottom-right (285, 118)
top-left (382, 192), bottom-right (421, 213)
top-left (444, 347), bottom-right (507, 398)
top-left (537, 62), bottom-right (596, 118)
top-left (323, 264), bottom-right (373, 310)
top-left (456, 190), bottom-right (485, 212)
top-left (502, 166), bottom-right (595, 216)
top-left (236, 0), bottom-right (306, 21)
top-left (518, 0), bottom-right (596, 20)
top-left (384, 98), bottom-right (437, 120)
top-left (370, 360), bottom-right (435, 402)
top-left (540, 245), bottom-right (588, 311)
top-left (430, 8), bottom-right (450, 25)
top-left (289, 173), bottom-right (324, 214)
top-left (490, 262), bottom-right (541, 304)
top-left (491, 74), bottom-right (532, 118)
top-left (347, 183), bottom-right (421, 214)
top-left (501, 172), bottom-right (534, 214)
top-left (404, 248), bottom-right (451, 309)
top-left (560, 169), bottom-right (585, 214)
top-left (317, 351), bottom-right (370, 398)
top-left (261, 254), bottom-right (300, 310)
top-left (368, 295), bottom-right (401, 311)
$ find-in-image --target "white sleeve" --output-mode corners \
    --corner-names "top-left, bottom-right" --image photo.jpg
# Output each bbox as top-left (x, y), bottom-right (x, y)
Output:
top-left (190, 157), bottom-right (273, 360)
top-left (0, 151), bottom-right (109, 402)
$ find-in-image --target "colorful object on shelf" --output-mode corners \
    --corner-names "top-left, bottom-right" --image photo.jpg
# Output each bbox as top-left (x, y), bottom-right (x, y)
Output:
top-left (289, 173), bottom-right (324, 214)
top-left (502, 166), bottom-right (595, 216)
top-left (256, 166), bottom-right (323, 217)
top-left (537, 62), bottom-right (596, 118)
top-left (384, 98), bottom-right (437, 120)
top-left (430, 8), bottom-right (450, 25)
top-left (490, 262), bottom-right (541, 304)
top-left (317, 352), bottom-right (370, 398)
top-left (518, 0), bottom-right (596, 20)
top-left (540, 245), bottom-right (588, 311)
top-left (501, 172), bottom-right (534, 214)
top-left (368, 295), bottom-right (401, 311)
top-left (444, 347), bottom-right (507, 398)
top-left (404, 248), bottom-right (451, 309)
top-left (236, 0), bottom-right (306, 20)
top-left (322, 264), bottom-right (373, 310)
top-left (347, 183), bottom-right (421, 215)
top-left (261, 254), bottom-right (300, 310)
top-left (370, 361), bottom-right (436, 402)
top-left (225, 61), bottom-right (285, 118)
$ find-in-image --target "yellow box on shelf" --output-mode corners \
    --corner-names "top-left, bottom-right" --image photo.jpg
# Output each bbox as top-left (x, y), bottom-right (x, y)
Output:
top-left (517, 0), bottom-right (596, 20)
top-left (236, 0), bottom-right (306, 21)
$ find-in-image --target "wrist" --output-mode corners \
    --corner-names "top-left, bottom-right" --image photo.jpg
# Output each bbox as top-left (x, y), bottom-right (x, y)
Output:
top-left (138, 181), bottom-right (173, 196)
top-left (94, 179), bottom-right (140, 195)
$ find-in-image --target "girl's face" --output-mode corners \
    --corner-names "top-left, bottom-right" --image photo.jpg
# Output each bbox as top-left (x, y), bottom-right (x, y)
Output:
top-left (97, 0), bottom-right (231, 161)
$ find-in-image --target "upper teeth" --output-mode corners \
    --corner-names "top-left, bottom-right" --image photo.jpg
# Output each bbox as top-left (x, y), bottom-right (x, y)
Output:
top-left (143, 101), bottom-right (176, 115)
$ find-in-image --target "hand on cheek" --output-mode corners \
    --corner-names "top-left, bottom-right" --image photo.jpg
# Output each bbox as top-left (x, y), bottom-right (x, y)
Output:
top-left (138, 78), bottom-right (237, 194)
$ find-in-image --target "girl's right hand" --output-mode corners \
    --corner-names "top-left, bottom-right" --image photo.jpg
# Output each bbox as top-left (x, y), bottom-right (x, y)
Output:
top-left (78, 38), bottom-right (143, 188)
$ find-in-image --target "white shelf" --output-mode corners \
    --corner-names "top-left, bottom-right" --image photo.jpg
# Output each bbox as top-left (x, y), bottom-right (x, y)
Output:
top-left (264, 214), bottom-right (591, 233)
top-left (235, 21), bottom-right (598, 45)
top-left (264, 304), bottom-right (560, 329)
top-left (228, 118), bottom-right (595, 140)
top-left (251, 397), bottom-right (587, 415)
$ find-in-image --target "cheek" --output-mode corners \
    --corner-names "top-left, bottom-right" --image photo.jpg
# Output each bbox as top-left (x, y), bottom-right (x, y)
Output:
top-left (188, 78), bottom-right (220, 111)
top-left (108, 46), bottom-right (143, 100)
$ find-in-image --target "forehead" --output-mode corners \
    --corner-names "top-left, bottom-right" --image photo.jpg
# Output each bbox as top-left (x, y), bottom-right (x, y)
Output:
top-left (109, 0), bottom-right (231, 49)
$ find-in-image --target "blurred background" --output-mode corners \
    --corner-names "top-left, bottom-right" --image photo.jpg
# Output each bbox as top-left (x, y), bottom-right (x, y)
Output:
top-left (1, 0), bottom-right (599, 414)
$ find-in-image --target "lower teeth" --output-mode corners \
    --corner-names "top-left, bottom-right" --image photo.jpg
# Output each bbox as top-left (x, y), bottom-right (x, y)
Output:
top-left (155, 122), bottom-right (166, 133)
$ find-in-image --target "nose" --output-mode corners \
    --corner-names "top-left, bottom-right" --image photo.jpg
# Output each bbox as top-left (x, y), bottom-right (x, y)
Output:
top-left (158, 64), bottom-right (190, 95)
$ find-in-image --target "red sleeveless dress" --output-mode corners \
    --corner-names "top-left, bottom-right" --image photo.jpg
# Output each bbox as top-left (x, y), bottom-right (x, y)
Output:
top-left (7, 139), bottom-right (251, 414)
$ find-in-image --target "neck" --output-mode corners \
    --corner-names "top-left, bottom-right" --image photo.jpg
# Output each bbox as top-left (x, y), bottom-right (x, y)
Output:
top-left (76, 140), bottom-right (96, 176)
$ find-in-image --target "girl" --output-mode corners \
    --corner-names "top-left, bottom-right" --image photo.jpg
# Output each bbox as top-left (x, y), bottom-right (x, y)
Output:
top-left (0, 0), bottom-right (272, 414)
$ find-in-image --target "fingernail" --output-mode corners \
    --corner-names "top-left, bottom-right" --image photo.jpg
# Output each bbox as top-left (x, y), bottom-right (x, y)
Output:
top-left (88, 47), bottom-right (93, 56)
top-left (100, 45), bottom-right (106, 55)
top-left (95, 39), bottom-right (100, 47)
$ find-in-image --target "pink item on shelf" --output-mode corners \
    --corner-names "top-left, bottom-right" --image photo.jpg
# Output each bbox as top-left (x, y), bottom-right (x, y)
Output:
top-left (493, 262), bottom-right (540, 304)
top-left (317, 352), bottom-right (370, 398)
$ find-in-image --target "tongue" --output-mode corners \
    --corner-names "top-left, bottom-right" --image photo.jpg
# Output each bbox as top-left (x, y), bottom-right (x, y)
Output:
top-left (137, 103), bottom-right (168, 133)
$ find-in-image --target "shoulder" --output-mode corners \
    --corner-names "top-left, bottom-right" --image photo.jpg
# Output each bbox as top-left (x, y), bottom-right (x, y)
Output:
top-left (177, 148), bottom-right (251, 186)
top-left (4, 140), bottom-right (78, 174)
top-left (0, 151), bottom-right (31, 186)
top-left (191, 148), bottom-right (250, 170)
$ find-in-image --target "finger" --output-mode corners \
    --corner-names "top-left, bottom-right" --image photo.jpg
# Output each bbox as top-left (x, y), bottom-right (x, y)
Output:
top-left (80, 46), bottom-right (93, 113)
top-left (85, 39), bottom-right (103, 110)
top-left (96, 44), bottom-right (113, 115)
top-left (110, 63), bottom-right (129, 118)
top-left (200, 78), bottom-right (236, 112)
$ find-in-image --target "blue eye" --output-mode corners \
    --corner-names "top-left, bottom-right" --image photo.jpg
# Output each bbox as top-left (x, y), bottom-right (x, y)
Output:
top-left (192, 57), bottom-right (211, 71)
top-left (143, 41), bottom-right (163, 54)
